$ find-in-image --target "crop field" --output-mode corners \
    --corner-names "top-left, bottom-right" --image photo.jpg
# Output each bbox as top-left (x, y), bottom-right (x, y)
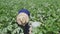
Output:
top-left (0, 0), bottom-right (60, 34)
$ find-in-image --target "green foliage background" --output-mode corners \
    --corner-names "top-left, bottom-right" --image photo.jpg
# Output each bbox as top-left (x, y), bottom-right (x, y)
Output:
top-left (0, 0), bottom-right (60, 34)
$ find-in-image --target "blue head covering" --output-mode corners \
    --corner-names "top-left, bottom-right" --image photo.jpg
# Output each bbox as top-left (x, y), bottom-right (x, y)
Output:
top-left (18, 9), bottom-right (30, 16)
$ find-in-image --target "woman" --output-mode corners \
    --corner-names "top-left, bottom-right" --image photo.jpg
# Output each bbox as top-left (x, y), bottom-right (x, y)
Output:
top-left (16, 9), bottom-right (32, 34)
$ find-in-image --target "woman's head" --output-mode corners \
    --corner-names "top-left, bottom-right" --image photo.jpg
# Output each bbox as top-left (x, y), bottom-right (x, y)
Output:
top-left (16, 9), bottom-right (30, 26)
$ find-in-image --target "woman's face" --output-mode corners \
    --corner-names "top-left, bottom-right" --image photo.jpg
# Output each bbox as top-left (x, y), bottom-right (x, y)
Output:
top-left (16, 13), bottom-right (29, 26)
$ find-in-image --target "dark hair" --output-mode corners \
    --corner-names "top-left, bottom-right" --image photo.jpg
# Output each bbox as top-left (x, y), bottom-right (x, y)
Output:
top-left (18, 9), bottom-right (30, 16)
top-left (17, 22), bottom-right (30, 34)
top-left (23, 23), bottom-right (30, 34)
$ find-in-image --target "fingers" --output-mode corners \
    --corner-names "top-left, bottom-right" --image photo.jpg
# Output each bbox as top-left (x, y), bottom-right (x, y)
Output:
top-left (29, 25), bottom-right (32, 34)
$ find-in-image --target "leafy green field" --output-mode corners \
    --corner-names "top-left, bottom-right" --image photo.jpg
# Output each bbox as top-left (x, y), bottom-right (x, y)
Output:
top-left (0, 0), bottom-right (60, 34)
